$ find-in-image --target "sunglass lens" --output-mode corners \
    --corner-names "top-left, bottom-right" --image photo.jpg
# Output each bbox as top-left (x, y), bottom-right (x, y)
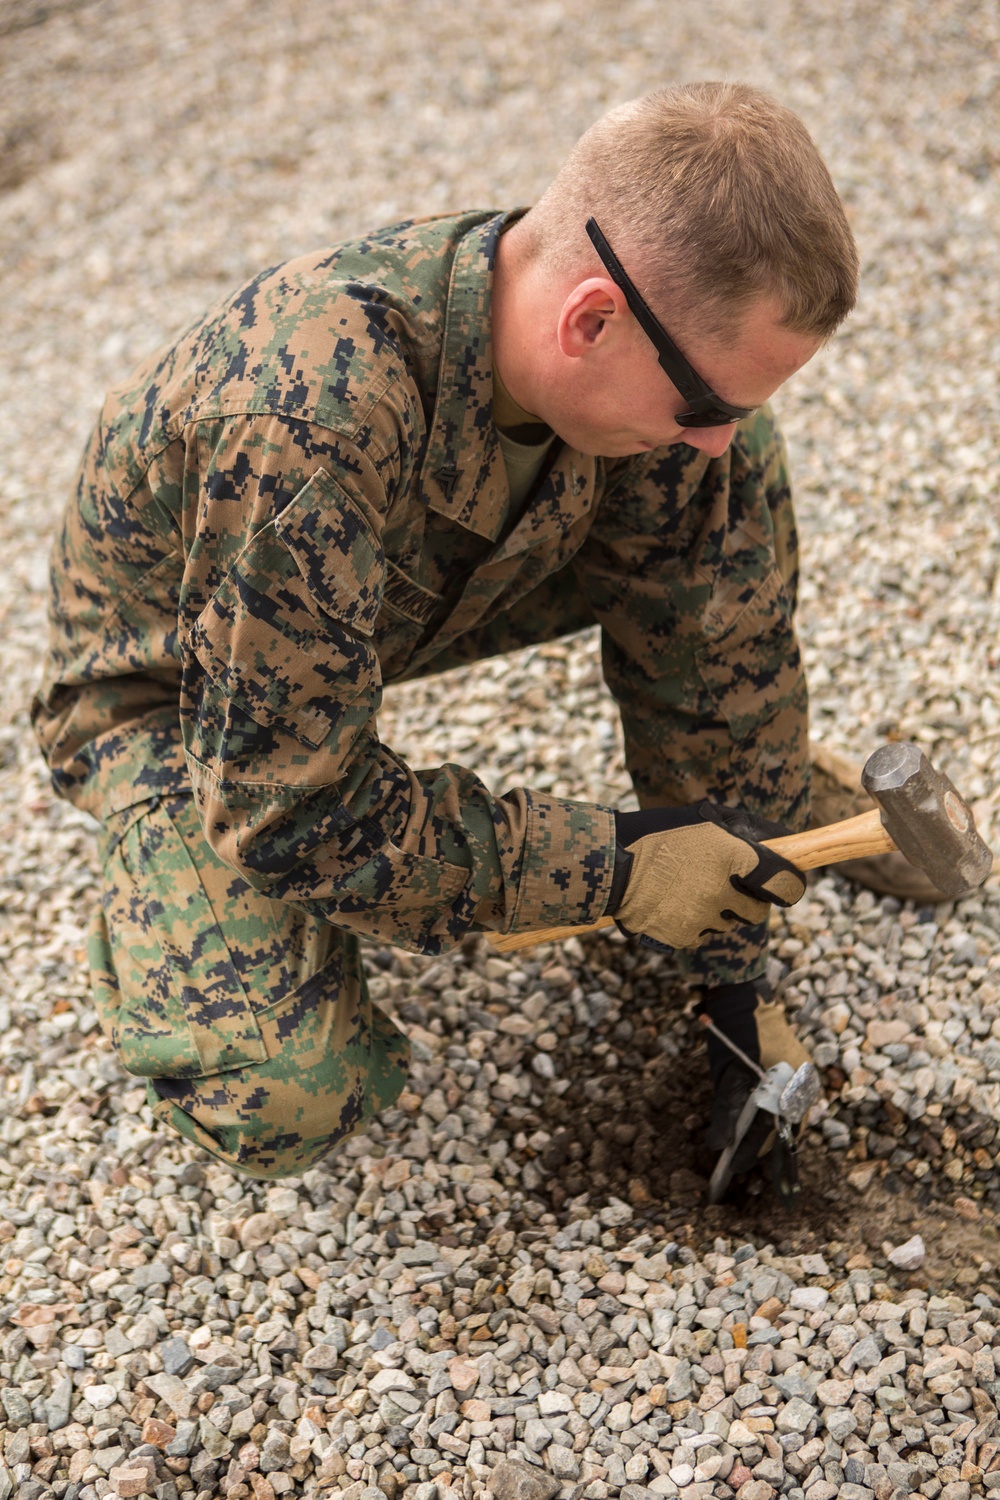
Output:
top-left (676, 409), bottom-right (740, 428)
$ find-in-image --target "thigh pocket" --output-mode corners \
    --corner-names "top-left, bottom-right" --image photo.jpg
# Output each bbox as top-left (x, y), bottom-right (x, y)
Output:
top-left (100, 797), bottom-right (268, 1079)
top-left (695, 568), bottom-right (803, 743)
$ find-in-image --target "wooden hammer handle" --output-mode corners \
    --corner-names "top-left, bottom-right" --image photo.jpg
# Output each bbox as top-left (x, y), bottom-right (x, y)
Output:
top-left (488, 808), bottom-right (896, 955)
top-left (764, 807), bottom-right (896, 868)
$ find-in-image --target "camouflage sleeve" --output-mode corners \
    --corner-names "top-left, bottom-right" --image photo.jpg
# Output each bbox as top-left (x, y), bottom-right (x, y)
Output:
top-left (181, 416), bottom-right (614, 955)
top-left (574, 407), bottom-right (810, 987)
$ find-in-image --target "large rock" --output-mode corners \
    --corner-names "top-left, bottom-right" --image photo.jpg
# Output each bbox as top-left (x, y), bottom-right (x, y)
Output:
top-left (260, 1430), bottom-right (292, 1473)
top-left (159, 1336), bottom-right (195, 1376)
top-left (488, 1459), bottom-right (560, 1500)
top-left (147, 1373), bottom-right (194, 1420)
top-left (109, 1456), bottom-right (157, 1498)
top-left (45, 1375), bottom-right (73, 1430)
top-left (240, 1212), bottom-right (280, 1250)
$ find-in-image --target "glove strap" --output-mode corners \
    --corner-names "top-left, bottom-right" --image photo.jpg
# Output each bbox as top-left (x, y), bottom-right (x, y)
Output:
top-left (697, 803), bottom-right (804, 908)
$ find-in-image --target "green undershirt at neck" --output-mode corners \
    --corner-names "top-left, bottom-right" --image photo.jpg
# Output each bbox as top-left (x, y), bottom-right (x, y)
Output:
top-left (492, 364), bottom-right (555, 512)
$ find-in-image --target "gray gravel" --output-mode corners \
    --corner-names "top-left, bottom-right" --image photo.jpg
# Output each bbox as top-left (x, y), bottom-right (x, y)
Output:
top-left (2, 1), bottom-right (1000, 1498)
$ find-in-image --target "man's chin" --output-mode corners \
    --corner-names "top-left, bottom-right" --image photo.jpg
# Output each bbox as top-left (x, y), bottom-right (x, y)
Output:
top-left (607, 439), bottom-right (671, 457)
top-left (551, 428), bottom-right (674, 458)
top-left (569, 437), bottom-right (660, 458)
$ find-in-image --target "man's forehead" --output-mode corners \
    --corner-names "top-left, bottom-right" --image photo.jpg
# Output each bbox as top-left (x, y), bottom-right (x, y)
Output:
top-left (688, 301), bottom-right (822, 406)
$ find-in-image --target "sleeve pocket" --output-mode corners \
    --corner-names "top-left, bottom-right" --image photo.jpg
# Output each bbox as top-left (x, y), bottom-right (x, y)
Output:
top-left (185, 468), bottom-right (384, 753)
top-left (274, 467), bottom-right (384, 631)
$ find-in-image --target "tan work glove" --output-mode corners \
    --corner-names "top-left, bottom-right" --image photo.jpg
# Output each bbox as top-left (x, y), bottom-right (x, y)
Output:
top-left (612, 802), bottom-right (806, 950)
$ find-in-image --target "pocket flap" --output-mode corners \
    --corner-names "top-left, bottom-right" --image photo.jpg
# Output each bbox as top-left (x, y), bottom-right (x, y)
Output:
top-left (275, 467), bottom-right (384, 635)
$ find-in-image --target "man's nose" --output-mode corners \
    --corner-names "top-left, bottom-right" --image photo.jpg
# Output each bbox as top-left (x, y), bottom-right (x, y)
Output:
top-left (681, 424), bottom-right (737, 458)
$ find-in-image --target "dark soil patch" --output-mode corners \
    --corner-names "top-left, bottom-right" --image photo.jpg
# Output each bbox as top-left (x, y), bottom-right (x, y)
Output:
top-left (502, 1033), bottom-right (1000, 1292)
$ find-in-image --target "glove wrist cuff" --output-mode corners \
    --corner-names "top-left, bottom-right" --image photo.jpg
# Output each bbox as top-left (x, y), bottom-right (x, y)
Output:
top-left (697, 979), bottom-right (769, 1015)
top-left (607, 843), bottom-right (634, 915)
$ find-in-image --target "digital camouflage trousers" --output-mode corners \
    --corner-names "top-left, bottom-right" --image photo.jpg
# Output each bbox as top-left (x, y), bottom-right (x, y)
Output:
top-left (90, 794), bottom-right (409, 1179)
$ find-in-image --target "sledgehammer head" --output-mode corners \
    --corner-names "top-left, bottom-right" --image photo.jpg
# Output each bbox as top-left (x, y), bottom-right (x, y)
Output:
top-left (862, 742), bottom-right (994, 899)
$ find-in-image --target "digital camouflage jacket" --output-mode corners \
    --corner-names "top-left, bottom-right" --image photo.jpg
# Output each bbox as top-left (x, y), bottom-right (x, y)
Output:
top-left (33, 210), bottom-right (809, 970)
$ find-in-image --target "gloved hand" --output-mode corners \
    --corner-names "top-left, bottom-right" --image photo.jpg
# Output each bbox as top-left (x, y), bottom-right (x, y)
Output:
top-left (700, 979), bottom-right (812, 1177)
top-left (609, 802), bottom-right (806, 951)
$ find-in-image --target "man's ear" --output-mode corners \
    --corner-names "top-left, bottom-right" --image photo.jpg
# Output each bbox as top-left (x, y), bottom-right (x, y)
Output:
top-left (556, 278), bottom-right (626, 360)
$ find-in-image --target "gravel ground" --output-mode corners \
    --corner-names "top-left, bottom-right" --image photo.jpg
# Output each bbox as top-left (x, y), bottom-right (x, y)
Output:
top-left (2, 2), bottom-right (1000, 1498)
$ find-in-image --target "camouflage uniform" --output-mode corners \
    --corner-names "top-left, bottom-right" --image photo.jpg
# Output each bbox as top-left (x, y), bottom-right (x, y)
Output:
top-left (33, 210), bottom-right (808, 1178)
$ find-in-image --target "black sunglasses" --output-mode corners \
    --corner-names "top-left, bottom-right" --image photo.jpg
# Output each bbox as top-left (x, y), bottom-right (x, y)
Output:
top-left (585, 217), bottom-right (757, 429)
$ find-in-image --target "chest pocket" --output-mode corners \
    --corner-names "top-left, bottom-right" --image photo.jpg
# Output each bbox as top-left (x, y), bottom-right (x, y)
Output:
top-left (185, 468), bottom-right (385, 758)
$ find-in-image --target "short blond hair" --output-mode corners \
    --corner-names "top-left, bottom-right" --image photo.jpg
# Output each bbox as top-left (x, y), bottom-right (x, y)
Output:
top-left (521, 82), bottom-right (858, 341)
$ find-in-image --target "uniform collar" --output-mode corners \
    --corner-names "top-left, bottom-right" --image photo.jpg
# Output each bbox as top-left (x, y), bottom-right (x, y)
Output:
top-left (419, 210), bottom-right (524, 539)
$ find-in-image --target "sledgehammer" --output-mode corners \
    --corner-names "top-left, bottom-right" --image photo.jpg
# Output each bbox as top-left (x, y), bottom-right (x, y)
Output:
top-left (489, 741), bottom-right (993, 954)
